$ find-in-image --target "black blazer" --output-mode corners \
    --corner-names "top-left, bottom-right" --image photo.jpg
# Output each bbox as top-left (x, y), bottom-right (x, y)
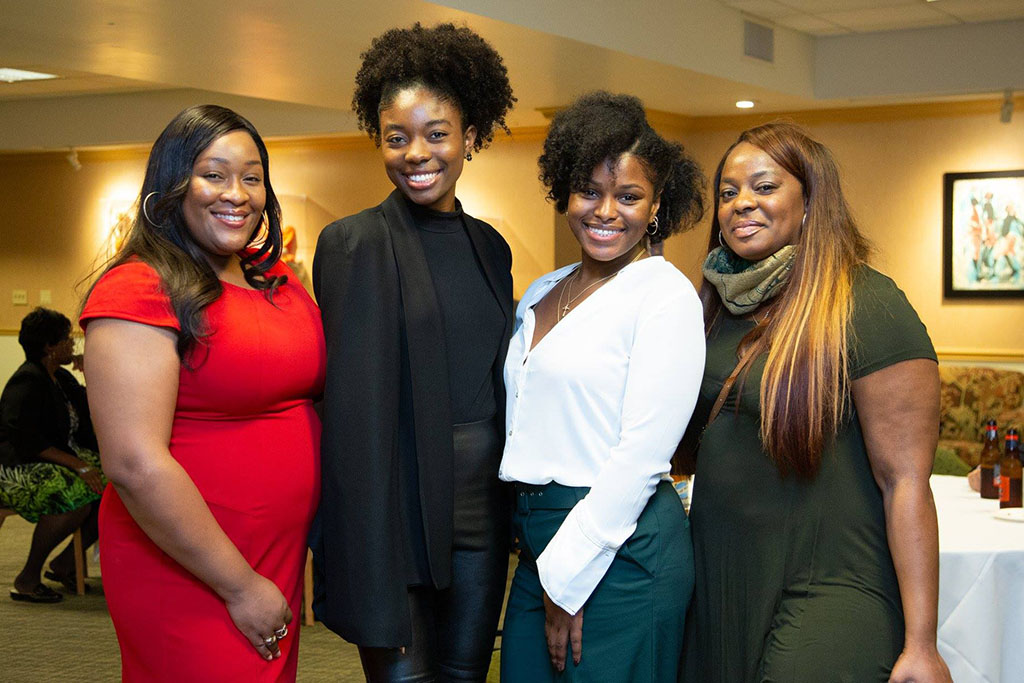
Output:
top-left (310, 191), bottom-right (513, 647)
top-left (0, 360), bottom-right (96, 467)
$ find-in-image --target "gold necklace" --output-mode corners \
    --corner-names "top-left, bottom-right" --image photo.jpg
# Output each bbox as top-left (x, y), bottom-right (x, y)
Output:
top-left (557, 249), bottom-right (645, 320)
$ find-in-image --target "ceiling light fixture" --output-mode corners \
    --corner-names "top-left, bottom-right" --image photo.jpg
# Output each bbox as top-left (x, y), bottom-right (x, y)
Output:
top-left (0, 68), bottom-right (58, 83)
top-left (736, 100), bottom-right (755, 109)
top-left (1000, 89), bottom-right (1014, 124)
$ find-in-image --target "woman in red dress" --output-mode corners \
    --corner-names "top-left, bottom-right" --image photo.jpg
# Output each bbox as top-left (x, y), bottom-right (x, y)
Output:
top-left (81, 105), bottom-right (325, 682)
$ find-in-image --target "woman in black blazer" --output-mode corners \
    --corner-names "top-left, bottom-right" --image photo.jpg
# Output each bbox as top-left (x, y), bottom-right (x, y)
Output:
top-left (310, 23), bottom-right (516, 682)
top-left (0, 308), bottom-right (104, 602)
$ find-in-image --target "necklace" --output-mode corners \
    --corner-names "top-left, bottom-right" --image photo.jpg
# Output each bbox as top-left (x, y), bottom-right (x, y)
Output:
top-left (557, 249), bottom-right (645, 320)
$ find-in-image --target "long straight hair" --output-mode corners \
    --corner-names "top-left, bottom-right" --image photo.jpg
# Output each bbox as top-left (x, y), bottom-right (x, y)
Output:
top-left (705, 123), bottom-right (870, 477)
top-left (84, 105), bottom-right (285, 361)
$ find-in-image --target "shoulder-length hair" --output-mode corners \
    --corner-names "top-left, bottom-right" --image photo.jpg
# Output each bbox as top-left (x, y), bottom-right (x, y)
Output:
top-left (85, 104), bottom-right (285, 361)
top-left (704, 122), bottom-right (870, 477)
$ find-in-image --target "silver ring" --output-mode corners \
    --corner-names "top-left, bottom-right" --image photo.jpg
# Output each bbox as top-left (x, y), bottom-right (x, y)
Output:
top-left (274, 625), bottom-right (288, 638)
top-left (262, 635), bottom-right (277, 646)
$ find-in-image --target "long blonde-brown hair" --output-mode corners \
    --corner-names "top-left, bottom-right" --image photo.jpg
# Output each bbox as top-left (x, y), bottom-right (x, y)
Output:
top-left (704, 123), bottom-right (870, 477)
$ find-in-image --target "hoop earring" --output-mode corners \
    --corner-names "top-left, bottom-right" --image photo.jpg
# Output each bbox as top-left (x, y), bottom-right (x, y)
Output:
top-left (646, 215), bottom-right (659, 236)
top-left (465, 151), bottom-right (473, 161)
top-left (142, 191), bottom-right (162, 227)
top-left (801, 212), bottom-right (807, 228)
top-left (718, 229), bottom-right (727, 249)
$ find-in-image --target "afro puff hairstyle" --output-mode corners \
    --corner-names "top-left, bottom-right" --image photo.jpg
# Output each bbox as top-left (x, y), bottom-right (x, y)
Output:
top-left (352, 22), bottom-right (516, 152)
top-left (538, 91), bottom-right (706, 242)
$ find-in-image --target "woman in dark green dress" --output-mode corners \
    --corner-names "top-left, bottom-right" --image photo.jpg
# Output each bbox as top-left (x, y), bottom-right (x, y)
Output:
top-left (682, 123), bottom-right (951, 682)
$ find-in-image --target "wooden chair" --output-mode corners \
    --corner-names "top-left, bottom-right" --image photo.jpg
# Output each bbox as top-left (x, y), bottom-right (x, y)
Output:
top-left (303, 548), bottom-right (314, 626)
top-left (0, 506), bottom-right (87, 596)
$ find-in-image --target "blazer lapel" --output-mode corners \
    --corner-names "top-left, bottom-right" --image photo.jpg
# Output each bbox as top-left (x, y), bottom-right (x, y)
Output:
top-left (463, 216), bottom-right (511, 325)
top-left (380, 190), bottom-right (455, 588)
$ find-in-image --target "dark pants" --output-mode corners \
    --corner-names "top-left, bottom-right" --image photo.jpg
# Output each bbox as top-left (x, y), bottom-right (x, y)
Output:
top-left (501, 481), bottom-right (693, 683)
top-left (359, 419), bottom-right (509, 682)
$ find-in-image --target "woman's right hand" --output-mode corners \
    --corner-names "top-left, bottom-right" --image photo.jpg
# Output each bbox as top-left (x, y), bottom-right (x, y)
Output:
top-left (224, 573), bottom-right (293, 661)
top-left (543, 591), bottom-right (584, 671)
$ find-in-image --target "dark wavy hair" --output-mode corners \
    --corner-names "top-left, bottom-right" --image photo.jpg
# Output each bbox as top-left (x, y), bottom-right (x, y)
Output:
top-left (352, 22), bottom-right (516, 151)
top-left (84, 105), bottom-right (285, 361)
top-left (538, 91), bottom-right (706, 242)
top-left (18, 307), bottom-right (72, 363)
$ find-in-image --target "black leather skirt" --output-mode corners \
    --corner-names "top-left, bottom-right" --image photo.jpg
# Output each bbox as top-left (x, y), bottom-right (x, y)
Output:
top-left (452, 415), bottom-right (506, 551)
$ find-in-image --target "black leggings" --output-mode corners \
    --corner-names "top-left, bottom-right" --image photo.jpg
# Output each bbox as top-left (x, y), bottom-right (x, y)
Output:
top-left (358, 544), bottom-right (508, 682)
top-left (359, 417), bottom-right (509, 682)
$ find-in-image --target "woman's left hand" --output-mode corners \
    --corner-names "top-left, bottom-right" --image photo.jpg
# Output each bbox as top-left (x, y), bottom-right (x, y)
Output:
top-left (543, 591), bottom-right (583, 672)
top-left (889, 644), bottom-right (952, 683)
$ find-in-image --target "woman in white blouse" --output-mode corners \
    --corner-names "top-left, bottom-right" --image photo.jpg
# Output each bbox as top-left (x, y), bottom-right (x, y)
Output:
top-left (499, 91), bottom-right (707, 682)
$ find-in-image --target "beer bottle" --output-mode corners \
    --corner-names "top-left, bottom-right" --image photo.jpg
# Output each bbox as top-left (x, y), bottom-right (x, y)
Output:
top-left (999, 428), bottom-right (1022, 509)
top-left (979, 418), bottom-right (1001, 499)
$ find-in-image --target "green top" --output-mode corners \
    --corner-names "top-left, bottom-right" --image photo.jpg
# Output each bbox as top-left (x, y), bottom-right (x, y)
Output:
top-left (683, 266), bottom-right (936, 683)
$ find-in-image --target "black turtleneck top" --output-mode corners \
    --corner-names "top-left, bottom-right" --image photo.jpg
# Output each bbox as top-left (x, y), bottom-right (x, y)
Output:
top-left (407, 199), bottom-right (504, 424)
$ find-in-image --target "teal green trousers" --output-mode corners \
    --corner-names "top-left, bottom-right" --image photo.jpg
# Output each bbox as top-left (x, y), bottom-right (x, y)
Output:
top-left (501, 481), bottom-right (694, 682)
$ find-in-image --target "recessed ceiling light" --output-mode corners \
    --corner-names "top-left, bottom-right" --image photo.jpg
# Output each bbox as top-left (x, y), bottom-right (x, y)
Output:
top-left (736, 100), bottom-right (755, 109)
top-left (0, 68), bottom-right (59, 83)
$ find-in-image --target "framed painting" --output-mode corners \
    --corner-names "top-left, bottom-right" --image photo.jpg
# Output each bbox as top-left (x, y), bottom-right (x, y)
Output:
top-left (943, 170), bottom-right (1024, 298)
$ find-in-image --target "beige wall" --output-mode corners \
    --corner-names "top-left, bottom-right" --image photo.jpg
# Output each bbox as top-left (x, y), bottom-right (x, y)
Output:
top-left (1, 108), bottom-right (1022, 377)
top-left (0, 151), bottom-right (148, 332)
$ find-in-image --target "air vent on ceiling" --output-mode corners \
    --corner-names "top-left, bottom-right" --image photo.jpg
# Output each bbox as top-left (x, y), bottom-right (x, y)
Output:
top-left (744, 20), bottom-right (774, 63)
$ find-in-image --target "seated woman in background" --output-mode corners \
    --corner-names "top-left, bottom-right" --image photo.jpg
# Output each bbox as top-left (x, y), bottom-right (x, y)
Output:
top-left (499, 92), bottom-right (706, 682)
top-left (0, 307), bottom-right (104, 603)
top-left (682, 122), bottom-right (950, 682)
top-left (81, 104), bottom-right (325, 682)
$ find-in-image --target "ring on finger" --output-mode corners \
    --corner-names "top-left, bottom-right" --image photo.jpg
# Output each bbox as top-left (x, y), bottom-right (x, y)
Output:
top-left (274, 625), bottom-right (288, 639)
top-left (263, 635), bottom-right (277, 646)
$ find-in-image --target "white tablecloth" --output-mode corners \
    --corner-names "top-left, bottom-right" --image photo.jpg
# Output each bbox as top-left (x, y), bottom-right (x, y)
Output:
top-left (932, 474), bottom-right (1024, 683)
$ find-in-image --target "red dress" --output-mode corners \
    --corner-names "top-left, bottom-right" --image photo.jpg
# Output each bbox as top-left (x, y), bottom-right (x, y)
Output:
top-left (81, 260), bottom-right (325, 682)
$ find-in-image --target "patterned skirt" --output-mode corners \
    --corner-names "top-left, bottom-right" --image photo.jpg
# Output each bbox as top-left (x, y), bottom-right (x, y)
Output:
top-left (0, 448), bottom-right (104, 522)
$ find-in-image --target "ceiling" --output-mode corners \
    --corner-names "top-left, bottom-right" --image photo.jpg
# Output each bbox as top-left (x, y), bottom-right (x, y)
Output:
top-left (0, 0), bottom-right (1021, 150)
top-left (718, 0), bottom-right (1024, 35)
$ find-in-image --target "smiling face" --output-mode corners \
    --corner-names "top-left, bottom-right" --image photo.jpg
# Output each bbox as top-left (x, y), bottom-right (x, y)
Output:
top-left (567, 153), bottom-right (660, 271)
top-left (717, 141), bottom-right (805, 261)
top-left (379, 86), bottom-right (476, 212)
top-left (181, 130), bottom-right (266, 276)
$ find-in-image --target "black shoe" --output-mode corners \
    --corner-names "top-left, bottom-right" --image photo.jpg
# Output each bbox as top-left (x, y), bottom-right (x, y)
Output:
top-left (10, 584), bottom-right (63, 603)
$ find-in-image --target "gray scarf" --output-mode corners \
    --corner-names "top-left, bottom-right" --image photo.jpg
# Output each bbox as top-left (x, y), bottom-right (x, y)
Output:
top-left (702, 245), bottom-right (797, 315)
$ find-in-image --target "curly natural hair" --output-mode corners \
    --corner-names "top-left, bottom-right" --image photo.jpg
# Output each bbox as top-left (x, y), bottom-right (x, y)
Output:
top-left (352, 22), bottom-right (516, 152)
top-left (538, 91), bottom-right (706, 241)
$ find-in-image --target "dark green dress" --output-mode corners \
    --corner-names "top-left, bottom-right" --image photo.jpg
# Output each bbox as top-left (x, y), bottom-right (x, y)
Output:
top-left (683, 267), bottom-right (936, 683)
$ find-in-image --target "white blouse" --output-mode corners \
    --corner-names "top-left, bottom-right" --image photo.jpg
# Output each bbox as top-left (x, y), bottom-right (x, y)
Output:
top-left (499, 256), bottom-right (705, 615)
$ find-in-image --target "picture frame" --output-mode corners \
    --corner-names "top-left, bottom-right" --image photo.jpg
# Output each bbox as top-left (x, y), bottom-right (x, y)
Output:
top-left (943, 169), bottom-right (1024, 298)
